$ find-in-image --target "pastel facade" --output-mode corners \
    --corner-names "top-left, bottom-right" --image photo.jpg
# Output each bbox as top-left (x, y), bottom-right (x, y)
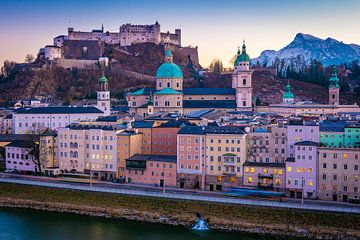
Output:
top-left (125, 154), bottom-right (177, 187)
top-left (286, 141), bottom-right (318, 199)
top-left (116, 131), bottom-right (143, 178)
top-left (317, 147), bottom-right (359, 203)
top-left (44, 45), bottom-right (62, 60)
top-left (57, 124), bottom-right (122, 180)
top-left (344, 125), bottom-right (360, 148)
top-left (177, 126), bottom-right (205, 189)
top-left (243, 162), bottom-right (286, 191)
top-left (5, 140), bottom-right (37, 172)
top-left (286, 121), bottom-right (319, 158)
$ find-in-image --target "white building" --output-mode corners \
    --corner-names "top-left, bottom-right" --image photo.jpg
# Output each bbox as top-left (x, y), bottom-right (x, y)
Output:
top-left (44, 45), bottom-right (61, 60)
top-left (12, 75), bottom-right (111, 134)
top-left (5, 140), bottom-right (38, 173)
top-left (57, 124), bottom-right (123, 180)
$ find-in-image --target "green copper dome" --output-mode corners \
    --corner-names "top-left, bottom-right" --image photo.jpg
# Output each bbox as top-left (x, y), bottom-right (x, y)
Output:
top-left (283, 80), bottom-right (294, 99)
top-left (156, 49), bottom-right (183, 79)
top-left (329, 65), bottom-right (340, 89)
top-left (99, 75), bottom-right (108, 84)
top-left (234, 41), bottom-right (250, 66)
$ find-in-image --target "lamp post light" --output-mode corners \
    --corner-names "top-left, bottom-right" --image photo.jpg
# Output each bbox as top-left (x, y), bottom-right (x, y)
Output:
top-left (301, 177), bottom-right (304, 204)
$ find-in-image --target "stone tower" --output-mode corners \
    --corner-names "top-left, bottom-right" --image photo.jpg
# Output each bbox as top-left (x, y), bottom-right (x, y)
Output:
top-left (97, 74), bottom-right (111, 116)
top-left (328, 65), bottom-right (340, 105)
top-left (232, 41), bottom-right (253, 111)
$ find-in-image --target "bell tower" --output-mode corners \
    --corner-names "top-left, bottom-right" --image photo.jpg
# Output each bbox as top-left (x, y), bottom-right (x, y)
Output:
top-left (328, 65), bottom-right (340, 105)
top-left (97, 74), bottom-right (111, 116)
top-left (232, 41), bottom-right (253, 111)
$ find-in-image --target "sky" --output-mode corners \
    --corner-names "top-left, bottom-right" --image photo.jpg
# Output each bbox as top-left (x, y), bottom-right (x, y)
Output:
top-left (0, 0), bottom-right (359, 67)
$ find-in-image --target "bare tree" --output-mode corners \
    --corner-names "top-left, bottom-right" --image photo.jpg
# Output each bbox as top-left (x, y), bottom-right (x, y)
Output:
top-left (25, 54), bottom-right (35, 64)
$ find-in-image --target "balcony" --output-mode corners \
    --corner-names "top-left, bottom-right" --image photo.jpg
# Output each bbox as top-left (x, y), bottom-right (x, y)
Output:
top-left (223, 161), bottom-right (236, 166)
top-left (258, 173), bottom-right (274, 179)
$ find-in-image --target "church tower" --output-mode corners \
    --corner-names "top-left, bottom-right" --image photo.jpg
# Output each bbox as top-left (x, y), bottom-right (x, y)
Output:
top-left (328, 65), bottom-right (340, 105)
top-left (232, 41), bottom-right (253, 111)
top-left (97, 74), bottom-right (111, 116)
top-left (282, 80), bottom-right (294, 103)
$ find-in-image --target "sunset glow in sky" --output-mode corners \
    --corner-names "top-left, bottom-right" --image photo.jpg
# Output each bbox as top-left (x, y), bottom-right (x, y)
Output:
top-left (0, 0), bottom-right (359, 67)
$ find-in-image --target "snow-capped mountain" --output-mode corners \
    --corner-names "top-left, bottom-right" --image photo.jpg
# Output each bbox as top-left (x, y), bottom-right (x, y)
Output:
top-left (252, 33), bottom-right (360, 67)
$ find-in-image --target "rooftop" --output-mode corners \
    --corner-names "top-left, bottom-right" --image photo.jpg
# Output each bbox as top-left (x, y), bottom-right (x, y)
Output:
top-left (177, 126), bottom-right (204, 135)
top-left (133, 121), bottom-right (155, 128)
top-left (158, 120), bottom-right (195, 128)
top-left (183, 100), bottom-right (236, 109)
top-left (205, 126), bottom-right (246, 135)
top-left (127, 154), bottom-right (177, 163)
top-left (243, 162), bottom-right (285, 168)
top-left (14, 106), bottom-right (103, 114)
top-left (129, 88), bottom-right (156, 96)
top-left (183, 88), bottom-right (235, 95)
top-left (294, 141), bottom-right (318, 146)
top-left (6, 140), bottom-right (36, 149)
top-left (66, 124), bottom-right (123, 131)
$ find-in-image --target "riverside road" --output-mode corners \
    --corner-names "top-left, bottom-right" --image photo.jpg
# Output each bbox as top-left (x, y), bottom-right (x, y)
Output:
top-left (0, 173), bottom-right (359, 214)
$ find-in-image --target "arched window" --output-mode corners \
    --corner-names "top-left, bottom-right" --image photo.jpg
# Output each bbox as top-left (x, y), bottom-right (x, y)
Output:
top-left (167, 82), bottom-right (171, 88)
top-left (159, 82), bottom-right (162, 87)
top-left (176, 82), bottom-right (180, 88)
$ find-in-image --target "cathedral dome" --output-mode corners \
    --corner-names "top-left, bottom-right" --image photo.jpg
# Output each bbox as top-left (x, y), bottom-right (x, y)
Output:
top-left (156, 63), bottom-right (183, 79)
top-left (156, 49), bottom-right (183, 79)
top-left (283, 82), bottom-right (294, 99)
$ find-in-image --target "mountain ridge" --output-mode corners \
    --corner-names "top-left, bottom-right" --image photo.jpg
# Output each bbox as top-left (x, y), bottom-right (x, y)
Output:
top-left (252, 33), bottom-right (360, 68)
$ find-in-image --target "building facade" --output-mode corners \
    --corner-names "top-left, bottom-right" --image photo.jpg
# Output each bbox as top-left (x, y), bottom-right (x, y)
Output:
top-left (317, 147), bottom-right (359, 203)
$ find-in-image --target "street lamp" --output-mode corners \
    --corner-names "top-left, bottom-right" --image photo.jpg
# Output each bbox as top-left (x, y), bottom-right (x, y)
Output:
top-left (90, 160), bottom-right (93, 187)
top-left (301, 177), bottom-right (304, 204)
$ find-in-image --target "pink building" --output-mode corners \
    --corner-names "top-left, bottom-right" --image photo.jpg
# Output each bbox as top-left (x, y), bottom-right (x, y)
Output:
top-left (286, 120), bottom-right (319, 158)
top-left (125, 154), bottom-right (177, 187)
top-left (5, 140), bottom-right (38, 173)
top-left (177, 126), bottom-right (205, 189)
top-left (286, 141), bottom-right (318, 199)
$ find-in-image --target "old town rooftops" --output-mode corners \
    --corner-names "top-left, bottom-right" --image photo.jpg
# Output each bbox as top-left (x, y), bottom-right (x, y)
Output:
top-left (14, 106), bottom-right (103, 114)
top-left (127, 154), bottom-right (177, 163)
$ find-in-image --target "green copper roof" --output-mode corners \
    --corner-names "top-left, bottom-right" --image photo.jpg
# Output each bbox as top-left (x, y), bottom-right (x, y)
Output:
top-left (234, 41), bottom-right (250, 66)
top-left (99, 75), bottom-right (108, 83)
top-left (156, 62), bottom-right (183, 79)
top-left (130, 88), bottom-right (145, 95)
top-left (154, 88), bottom-right (182, 95)
top-left (165, 48), bottom-right (173, 58)
top-left (329, 65), bottom-right (340, 89)
top-left (283, 82), bottom-right (294, 99)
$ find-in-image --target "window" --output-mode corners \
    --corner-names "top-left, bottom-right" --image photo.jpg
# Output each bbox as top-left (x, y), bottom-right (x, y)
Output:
top-left (247, 177), bottom-right (252, 184)
top-left (243, 79), bottom-right (246, 85)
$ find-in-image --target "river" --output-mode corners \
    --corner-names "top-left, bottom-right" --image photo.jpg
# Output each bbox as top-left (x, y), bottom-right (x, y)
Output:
top-left (0, 208), bottom-right (299, 240)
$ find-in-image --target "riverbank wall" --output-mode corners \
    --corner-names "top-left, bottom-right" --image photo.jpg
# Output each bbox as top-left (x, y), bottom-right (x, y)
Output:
top-left (0, 183), bottom-right (359, 240)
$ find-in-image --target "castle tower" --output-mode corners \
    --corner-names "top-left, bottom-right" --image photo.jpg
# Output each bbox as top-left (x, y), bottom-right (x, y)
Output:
top-left (97, 74), bottom-right (111, 116)
top-left (328, 65), bottom-right (340, 105)
top-left (282, 80), bottom-right (294, 103)
top-left (155, 48), bottom-right (183, 91)
top-left (232, 41), bottom-right (253, 111)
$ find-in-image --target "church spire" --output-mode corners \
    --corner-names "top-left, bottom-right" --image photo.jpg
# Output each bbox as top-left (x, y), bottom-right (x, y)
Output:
top-left (329, 65), bottom-right (340, 89)
top-left (165, 48), bottom-right (173, 63)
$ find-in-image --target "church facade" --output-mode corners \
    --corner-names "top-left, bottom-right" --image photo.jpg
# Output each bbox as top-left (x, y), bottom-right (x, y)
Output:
top-left (128, 43), bottom-right (253, 117)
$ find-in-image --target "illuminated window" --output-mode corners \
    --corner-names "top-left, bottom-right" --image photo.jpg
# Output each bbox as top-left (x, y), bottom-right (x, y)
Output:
top-left (278, 169), bottom-right (283, 175)
top-left (302, 168), bottom-right (306, 173)
top-left (273, 169), bottom-right (278, 174)
top-left (250, 167), bottom-right (255, 173)
top-left (275, 179), bottom-right (281, 185)
top-left (245, 167), bottom-right (249, 173)
top-left (217, 176), bottom-right (222, 182)
top-left (343, 153), bottom-right (348, 159)
top-left (104, 155), bottom-right (108, 159)
top-left (308, 180), bottom-right (313, 187)
top-left (263, 178), bottom-right (269, 184)
top-left (322, 184), bottom-right (327, 190)
top-left (308, 168), bottom-right (312, 173)
top-left (230, 176), bottom-right (236, 183)
top-left (287, 167), bottom-right (292, 172)
top-left (263, 168), bottom-right (269, 174)
top-left (247, 177), bottom-right (252, 184)
top-left (296, 167), bottom-right (301, 173)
